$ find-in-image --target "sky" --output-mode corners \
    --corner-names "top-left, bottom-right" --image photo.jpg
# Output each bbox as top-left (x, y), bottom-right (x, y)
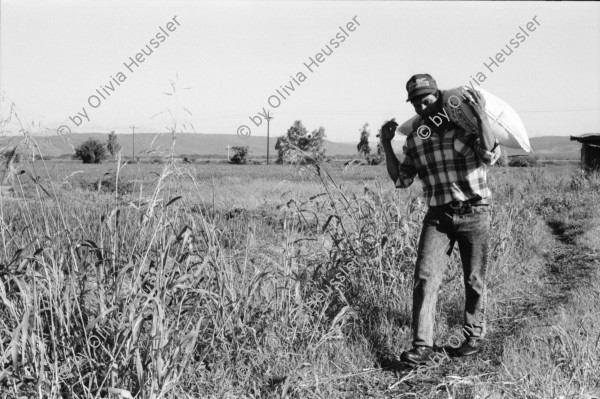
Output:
top-left (1, 0), bottom-right (599, 143)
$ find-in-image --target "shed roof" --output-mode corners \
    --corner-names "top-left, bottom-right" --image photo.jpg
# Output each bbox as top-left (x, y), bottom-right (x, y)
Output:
top-left (570, 133), bottom-right (600, 144)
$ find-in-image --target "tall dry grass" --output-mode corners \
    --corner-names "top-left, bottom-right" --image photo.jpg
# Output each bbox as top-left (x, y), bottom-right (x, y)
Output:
top-left (1, 104), bottom-right (599, 398)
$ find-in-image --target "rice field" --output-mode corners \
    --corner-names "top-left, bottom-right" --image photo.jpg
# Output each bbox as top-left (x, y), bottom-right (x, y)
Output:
top-left (1, 151), bottom-right (599, 398)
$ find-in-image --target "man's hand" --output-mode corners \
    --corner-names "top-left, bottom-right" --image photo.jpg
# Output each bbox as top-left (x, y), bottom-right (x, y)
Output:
top-left (464, 88), bottom-right (487, 122)
top-left (464, 88), bottom-right (497, 153)
top-left (379, 118), bottom-right (398, 142)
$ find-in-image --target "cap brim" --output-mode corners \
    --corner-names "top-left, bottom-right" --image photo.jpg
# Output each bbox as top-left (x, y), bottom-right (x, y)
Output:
top-left (406, 88), bottom-right (437, 102)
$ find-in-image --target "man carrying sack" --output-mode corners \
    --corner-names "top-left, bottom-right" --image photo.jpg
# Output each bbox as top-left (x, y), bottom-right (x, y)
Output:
top-left (380, 73), bottom-right (500, 366)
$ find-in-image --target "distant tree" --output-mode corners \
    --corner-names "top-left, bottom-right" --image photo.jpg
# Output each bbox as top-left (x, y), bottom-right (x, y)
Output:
top-left (364, 141), bottom-right (385, 165)
top-left (73, 139), bottom-right (108, 164)
top-left (275, 120), bottom-right (327, 164)
top-left (275, 136), bottom-right (289, 164)
top-left (289, 120), bottom-right (308, 137)
top-left (230, 145), bottom-right (249, 164)
top-left (357, 123), bottom-right (371, 158)
top-left (0, 147), bottom-right (21, 165)
top-left (307, 126), bottom-right (327, 162)
top-left (508, 155), bottom-right (538, 167)
top-left (0, 147), bottom-right (20, 185)
top-left (376, 141), bottom-right (384, 161)
top-left (106, 131), bottom-right (122, 157)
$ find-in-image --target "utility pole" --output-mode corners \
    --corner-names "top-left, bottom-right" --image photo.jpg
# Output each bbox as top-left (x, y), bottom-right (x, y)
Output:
top-left (265, 111), bottom-right (273, 165)
top-left (129, 125), bottom-right (135, 162)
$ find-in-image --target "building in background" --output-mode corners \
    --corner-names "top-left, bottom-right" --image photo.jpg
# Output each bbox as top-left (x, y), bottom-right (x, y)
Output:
top-left (570, 133), bottom-right (600, 170)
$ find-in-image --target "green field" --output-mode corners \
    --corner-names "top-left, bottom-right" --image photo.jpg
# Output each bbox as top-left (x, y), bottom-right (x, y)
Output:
top-left (1, 155), bottom-right (599, 398)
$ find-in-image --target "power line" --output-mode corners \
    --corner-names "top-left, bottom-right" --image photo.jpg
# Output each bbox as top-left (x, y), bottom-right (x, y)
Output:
top-left (517, 108), bottom-right (600, 113)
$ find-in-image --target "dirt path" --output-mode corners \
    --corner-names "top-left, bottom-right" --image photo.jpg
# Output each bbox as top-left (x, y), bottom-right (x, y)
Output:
top-left (355, 201), bottom-right (600, 399)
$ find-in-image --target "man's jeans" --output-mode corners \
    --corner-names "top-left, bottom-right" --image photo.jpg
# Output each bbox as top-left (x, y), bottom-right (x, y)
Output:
top-left (412, 205), bottom-right (490, 348)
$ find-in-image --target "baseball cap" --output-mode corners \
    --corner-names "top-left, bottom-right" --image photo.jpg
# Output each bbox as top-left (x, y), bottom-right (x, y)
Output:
top-left (406, 74), bottom-right (438, 102)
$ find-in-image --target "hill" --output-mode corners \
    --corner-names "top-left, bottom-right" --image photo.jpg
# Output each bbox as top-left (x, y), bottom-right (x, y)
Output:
top-left (8, 133), bottom-right (359, 159)
top-left (504, 135), bottom-right (581, 159)
top-left (3, 133), bottom-right (582, 160)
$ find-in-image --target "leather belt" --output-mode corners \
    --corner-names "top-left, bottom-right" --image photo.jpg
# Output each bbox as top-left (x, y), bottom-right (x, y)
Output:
top-left (432, 197), bottom-right (489, 214)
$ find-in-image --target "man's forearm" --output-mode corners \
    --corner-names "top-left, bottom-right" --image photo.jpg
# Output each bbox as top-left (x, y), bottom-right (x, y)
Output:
top-left (381, 139), bottom-right (400, 183)
top-left (471, 101), bottom-right (497, 152)
top-left (474, 112), bottom-right (501, 165)
top-left (479, 116), bottom-right (496, 151)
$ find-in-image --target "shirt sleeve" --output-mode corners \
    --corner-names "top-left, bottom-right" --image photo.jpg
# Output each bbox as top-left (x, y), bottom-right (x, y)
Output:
top-left (474, 137), bottom-right (501, 166)
top-left (395, 144), bottom-right (417, 188)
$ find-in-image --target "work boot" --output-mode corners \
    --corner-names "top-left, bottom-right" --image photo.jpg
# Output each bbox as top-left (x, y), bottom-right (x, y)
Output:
top-left (400, 346), bottom-right (436, 366)
top-left (455, 338), bottom-right (483, 357)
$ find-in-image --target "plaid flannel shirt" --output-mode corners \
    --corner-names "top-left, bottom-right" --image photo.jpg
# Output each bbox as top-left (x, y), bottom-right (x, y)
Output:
top-left (395, 126), bottom-right (500, 207)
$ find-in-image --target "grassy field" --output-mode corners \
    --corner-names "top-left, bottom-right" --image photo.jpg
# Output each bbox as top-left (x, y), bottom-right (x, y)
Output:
top-left (0, 153), bottom-right (599, 398)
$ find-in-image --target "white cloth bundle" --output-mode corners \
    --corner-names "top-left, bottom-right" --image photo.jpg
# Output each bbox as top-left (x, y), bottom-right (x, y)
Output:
top-left (399, 87), bottom-right (532, 152)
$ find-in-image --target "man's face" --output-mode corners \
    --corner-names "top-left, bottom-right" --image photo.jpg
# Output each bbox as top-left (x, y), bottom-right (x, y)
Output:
top-left (410, 93), bottom-right (437, 117)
